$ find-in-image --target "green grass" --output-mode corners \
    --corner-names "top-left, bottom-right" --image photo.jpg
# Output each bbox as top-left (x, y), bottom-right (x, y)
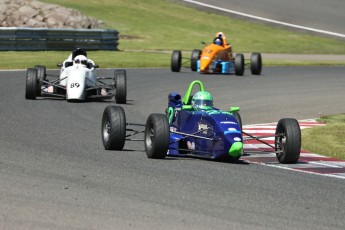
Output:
top-left (40, 0), bottom-right (345, 53)
top-left (1, 0), bottom-right (345, 69)
top-left (302, 114), bottom-right (345, 160)
top-left (2, 51), bottom-right (344, 70)
top-left (0, 51), bottom-right (171, 69)
top-left (263, 59), bottom-right (345, 67)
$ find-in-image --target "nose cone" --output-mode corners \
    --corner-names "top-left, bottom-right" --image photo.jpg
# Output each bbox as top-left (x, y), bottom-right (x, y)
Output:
top-left (228, 142), bottom-right (243, 158)
top-left (200, 57), bottom-right (210, 72)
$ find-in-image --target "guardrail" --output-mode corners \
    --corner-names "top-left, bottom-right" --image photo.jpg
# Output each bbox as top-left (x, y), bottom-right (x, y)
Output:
top-left (0, 27), bottom-right (119, 51)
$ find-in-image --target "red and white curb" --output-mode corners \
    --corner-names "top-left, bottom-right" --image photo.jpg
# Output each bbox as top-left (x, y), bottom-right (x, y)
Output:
top-left (242, 119), bottom-right (345, 179)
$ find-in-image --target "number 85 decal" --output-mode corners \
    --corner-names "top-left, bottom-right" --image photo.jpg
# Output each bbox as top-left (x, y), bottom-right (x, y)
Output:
top-left (70, 83), bottom-right (80, 88)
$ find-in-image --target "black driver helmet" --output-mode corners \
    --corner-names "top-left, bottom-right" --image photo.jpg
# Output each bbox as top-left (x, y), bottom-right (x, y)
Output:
top-left (72, 48), bottom-right (87, 60)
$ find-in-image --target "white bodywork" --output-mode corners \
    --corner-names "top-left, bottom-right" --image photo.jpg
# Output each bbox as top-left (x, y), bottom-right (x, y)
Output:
top-left (59, 54), bottom-right (97, 101)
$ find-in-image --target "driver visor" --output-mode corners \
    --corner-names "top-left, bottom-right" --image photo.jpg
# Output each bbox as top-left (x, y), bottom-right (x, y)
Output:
top-left (194, 99), bottom-right (213, 107)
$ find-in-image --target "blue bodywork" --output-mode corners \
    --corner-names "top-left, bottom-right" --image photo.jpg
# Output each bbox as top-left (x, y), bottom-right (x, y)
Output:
top-left (166, 80), bottom-right (243, 160)
top-left (197, 60), bottom-right (234, 74)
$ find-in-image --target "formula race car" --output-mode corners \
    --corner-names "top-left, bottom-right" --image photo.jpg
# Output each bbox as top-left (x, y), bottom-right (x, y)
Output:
top-left (171, 32), bottom-right (262, 76)
top-left (25, 48), bottom-right (127, 103)
top-left (101, 80), bottom-right (301, 164)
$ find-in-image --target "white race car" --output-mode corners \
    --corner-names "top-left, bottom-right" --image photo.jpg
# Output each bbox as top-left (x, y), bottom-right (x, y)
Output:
top-left (25, 48), bottom-right (127, 103)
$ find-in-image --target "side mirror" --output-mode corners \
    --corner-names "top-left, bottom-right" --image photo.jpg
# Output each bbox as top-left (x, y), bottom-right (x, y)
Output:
top-left (182, 105), bottom-right (194, 111)
top-left (229, 106), bottom-right (240, 112)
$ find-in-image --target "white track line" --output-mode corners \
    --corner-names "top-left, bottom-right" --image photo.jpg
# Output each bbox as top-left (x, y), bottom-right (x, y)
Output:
top-left (183, 0), bottom-right (345, 38)
top-left (310, 161), bottom-right (341, 168)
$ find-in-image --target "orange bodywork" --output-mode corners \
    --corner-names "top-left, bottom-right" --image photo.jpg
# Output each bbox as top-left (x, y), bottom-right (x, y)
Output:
top-left (199, 32), bottom-right (233, 73)
top-left (199, 43), bottom-right (233, 73)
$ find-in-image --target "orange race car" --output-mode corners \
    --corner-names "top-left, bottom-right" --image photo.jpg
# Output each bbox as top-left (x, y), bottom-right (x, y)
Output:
top-left (171, 32), bottom-right (262, 76)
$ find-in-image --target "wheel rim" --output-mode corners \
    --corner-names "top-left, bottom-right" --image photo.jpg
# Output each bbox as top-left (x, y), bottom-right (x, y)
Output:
top-left (103, 118), bottom-right (110, 144)
top-left (146, 127), bottom-right (154, 150)
top-left (150, 127), bottom-right (154, 145)
top-left (276, 132), bottom-right (286, 153)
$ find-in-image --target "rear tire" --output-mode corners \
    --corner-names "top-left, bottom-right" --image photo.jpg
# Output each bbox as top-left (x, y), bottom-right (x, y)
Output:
top-left (34, 65), bottom-right (46, 96)
top-left (275, 118), bottom-right (301, 164)
top-left (25, 68), bottom-right (37, 100)
top-left (234, 53), bottom-right (244, 76)
top-left (102, 106), bottom-right (126, 150)
top-left (145, 114), bottom-right (170, 159)
top-left (171, 50), bottom-right (182, 72)
top-left (250, 53), bottom-right (262, 75)
top-left (190, 49), bottom-right (201, 71)
top-left (114, 69), bottom-right (127, 104)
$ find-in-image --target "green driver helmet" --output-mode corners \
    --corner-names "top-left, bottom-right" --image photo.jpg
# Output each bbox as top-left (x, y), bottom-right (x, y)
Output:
top-left (191, 91), bottom-right (213, 110)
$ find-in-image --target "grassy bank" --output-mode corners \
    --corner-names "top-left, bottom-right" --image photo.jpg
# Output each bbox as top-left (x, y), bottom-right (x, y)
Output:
top-left (39, 0), bottom-right (345, 54)
top-left (1, 0), bottom-right (345, 69)
top-left (302, 114), bottom-right (345, 160)
top-left (3, 50), bottom-right (345, 70)
top-left (0, 51), bottom-right (171, 69)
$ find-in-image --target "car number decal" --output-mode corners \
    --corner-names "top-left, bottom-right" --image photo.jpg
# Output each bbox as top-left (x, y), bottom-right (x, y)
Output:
top-left (70, 83), bottom-right (80, 88)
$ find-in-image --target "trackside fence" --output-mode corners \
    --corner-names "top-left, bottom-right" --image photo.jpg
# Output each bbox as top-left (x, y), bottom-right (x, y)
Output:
top-left (0, 27), bottom-right (119, 51)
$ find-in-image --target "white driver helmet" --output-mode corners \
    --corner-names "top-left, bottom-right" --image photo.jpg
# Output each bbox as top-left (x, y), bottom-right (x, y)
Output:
top-left (74, 55), bottom-right (88, 66)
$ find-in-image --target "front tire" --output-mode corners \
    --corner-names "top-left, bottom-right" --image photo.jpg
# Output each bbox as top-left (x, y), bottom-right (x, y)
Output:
top-left (34, 65), bottom-right (46, 96)
top-left (190, 49), bottom-right (201, 71)
top-left (250, 53), bottom-right (262, 75)
top-left (275, 118), bottom-right (301, 164)
top-left (145, 114), bottom-right (170, 159)
top-left (234, 53), bottom-right (244, 76)
top-left (114, 69), bottom-right (127, 104)
top-left (171, 50), bottom-right (182, 72)
top-left (102, 106), bottom-right (126, 150)
top-left (25, 68), bottom-right (38, 100)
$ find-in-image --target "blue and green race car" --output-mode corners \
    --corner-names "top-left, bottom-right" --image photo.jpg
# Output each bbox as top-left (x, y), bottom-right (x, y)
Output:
top-left (102, 80), bottom-right (301, 163)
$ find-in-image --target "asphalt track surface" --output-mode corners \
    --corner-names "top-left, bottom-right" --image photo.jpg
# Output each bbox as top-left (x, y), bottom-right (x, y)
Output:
top-left (1, 67), bottom-right (345, 229)
top-left (178, 0), bottom-right (345, 38)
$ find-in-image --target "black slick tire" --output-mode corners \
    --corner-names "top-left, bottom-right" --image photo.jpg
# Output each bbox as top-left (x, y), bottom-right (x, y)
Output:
top-left (171, 50), bottom-right (182, 72)
top-left (114, 69), bottom-right (127, 104)
top-left (102, 106), bottom-right (126, 150)
top-left (34, 65), bottom-right (46, 96)
top-left (145, 114), bottom-right (170, 159)
top-left (190, 49), bottom-right (201, 71)
top-left (275, 118), bottom-right (301, 164)
top-left (234, 53), bottom-right (244, 76)
top-left (25, 68), bottom-right (38, 100)
top-left (250, 53), bottom-right (262, 75)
